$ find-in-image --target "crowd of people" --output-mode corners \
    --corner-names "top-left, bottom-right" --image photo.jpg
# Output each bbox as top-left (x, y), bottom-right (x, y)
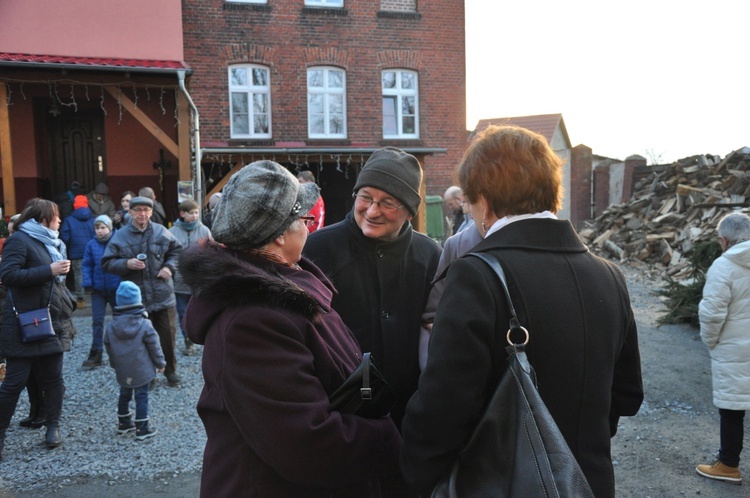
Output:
top-left (2, 127), bottom-right (747, 494)
top-left (0, 182), bottom-right (214, 459)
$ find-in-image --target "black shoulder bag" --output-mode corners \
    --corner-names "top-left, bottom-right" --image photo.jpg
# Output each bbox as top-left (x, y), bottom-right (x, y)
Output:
top-left (329, 352), bottom-right (397, 418)
top-left (431, 252), bottom-right (594, 498)
top-left (8, 284), bottom-right (56, 343)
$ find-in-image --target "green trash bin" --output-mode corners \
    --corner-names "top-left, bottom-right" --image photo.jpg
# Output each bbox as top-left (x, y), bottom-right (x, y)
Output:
top-left (425, 195), bottom-right (445, 241)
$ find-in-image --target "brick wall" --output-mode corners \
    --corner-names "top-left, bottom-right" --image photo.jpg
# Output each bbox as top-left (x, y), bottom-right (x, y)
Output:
top-left (182, 0), bottom-right (466, 204)
top-left (570, 144), bottom-right (592, 229)
top-left (380, 0), bottom-right (417, 12)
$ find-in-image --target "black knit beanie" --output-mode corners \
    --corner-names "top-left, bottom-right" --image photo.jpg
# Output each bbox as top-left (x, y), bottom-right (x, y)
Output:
top-left (353, 147), bottom-right (422, 215)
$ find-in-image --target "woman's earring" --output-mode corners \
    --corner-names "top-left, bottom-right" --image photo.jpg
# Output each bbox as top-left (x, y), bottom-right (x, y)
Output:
top-left (482, 221), bottom-right (488, 233)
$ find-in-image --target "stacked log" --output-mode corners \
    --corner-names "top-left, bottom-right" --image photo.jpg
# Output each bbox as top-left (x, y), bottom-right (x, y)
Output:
top-left (579, 146), bottom-right (750, 281)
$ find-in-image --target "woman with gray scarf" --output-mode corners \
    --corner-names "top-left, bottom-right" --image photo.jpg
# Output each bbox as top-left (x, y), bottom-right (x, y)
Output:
top-left (0, 198), bottom-right (76, 459)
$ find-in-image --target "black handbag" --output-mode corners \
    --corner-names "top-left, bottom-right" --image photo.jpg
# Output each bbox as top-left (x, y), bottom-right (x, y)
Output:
top-left (431, 253), bottom-right (594, 498)
top-left (329, 352), bottom-right (397, 418)
top-left (8, 285), bottom-right (56, 343)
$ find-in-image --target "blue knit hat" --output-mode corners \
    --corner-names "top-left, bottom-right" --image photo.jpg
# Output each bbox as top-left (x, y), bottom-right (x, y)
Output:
top-left (116, 281), bottom-right (142, 307)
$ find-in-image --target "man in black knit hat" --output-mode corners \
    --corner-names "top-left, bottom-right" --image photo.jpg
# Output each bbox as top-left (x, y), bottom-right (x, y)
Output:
top-left (303, 147), bottom-right (441, 496)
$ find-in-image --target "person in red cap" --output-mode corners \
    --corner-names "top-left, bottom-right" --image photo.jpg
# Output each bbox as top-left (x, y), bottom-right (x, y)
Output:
top-left (60, 194), bottom-right (95, 308)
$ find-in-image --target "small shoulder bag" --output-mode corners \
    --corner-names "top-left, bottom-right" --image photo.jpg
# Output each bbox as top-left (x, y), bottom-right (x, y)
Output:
top-left (329, 352), bottom-right (397, 418)
top-left (8, 285), bottom-right (56, 343)
top-left (430, 252), bottom-right (594, 498)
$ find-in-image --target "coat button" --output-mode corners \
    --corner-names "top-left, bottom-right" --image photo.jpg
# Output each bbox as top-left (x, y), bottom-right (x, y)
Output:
top-left (381, 310), bottom-right (390, 319)
top-left (377, 249), bottom-right (384, 257)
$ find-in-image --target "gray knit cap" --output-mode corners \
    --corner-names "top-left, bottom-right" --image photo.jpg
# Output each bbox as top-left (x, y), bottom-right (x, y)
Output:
top-left (211, 160), bottom-right (320, 250)
top-left (94, 214), bottom-right (113, 231)
top-left (353, 147), bottom-right (422, 215)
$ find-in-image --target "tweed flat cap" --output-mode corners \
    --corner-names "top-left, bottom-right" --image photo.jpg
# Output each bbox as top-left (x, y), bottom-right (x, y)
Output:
top-left (211, 160), bottom-right (320, 250)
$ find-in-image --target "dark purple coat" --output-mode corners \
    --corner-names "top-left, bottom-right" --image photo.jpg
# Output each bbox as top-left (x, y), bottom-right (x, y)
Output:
top-left (400, 219), bottom-right (644, 497)
top-left (180, 241), bottom-right (401, 497)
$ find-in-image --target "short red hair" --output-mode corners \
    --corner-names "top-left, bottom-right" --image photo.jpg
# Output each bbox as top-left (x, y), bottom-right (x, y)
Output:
top-left (457, 125), bottom-right (563, 215)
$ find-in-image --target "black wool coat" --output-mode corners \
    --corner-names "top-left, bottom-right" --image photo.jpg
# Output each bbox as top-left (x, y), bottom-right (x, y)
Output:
top-left (304, 211), bottom-right (442, 429)
top-left (0, 231), bottom-right (76, 358)
top-left (400, 219), bottom-right (644, 498)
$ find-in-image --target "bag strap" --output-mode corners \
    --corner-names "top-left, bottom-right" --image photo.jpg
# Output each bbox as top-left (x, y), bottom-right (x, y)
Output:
top-left (360, 352), bottom-right (373, 401)
top-left (467, 252), bottom-right (529, 347)
top-left (7, 283), bottom-right (55, 318)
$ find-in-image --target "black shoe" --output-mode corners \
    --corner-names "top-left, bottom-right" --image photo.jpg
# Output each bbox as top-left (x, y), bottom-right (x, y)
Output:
top-left (45, 426), bottom-right (61, 449)
top-left (135, 420), bottom-right (157, 441)
top-left (165, 372), bottom-right (182, 387)
top-left (19, 415), bottom-right (45, 429)
top-left (82, 349), bottom-right (103, 369)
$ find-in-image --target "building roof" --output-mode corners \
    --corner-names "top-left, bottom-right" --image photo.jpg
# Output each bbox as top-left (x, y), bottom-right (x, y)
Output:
top-left (472, 113), bottom-right (570, 148)
top-left (0, 52), bottom-right (190, 73)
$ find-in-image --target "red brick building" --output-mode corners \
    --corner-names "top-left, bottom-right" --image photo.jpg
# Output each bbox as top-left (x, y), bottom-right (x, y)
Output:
top-left (0, 1), bottom-right (190, 217)
top-left (182, 0), bottom-right (467, 226)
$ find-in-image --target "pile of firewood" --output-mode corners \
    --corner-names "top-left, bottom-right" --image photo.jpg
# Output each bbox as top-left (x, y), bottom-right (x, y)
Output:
top-left (579, 146), bottom-right (750, 281)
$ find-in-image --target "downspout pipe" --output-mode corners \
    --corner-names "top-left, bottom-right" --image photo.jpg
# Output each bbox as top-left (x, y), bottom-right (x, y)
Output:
top-left (177, 70), bottom-right (202, 208)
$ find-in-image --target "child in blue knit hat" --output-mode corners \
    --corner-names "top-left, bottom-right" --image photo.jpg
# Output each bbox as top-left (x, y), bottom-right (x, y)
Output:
top-left (104, 281), bottom-right (166, 440)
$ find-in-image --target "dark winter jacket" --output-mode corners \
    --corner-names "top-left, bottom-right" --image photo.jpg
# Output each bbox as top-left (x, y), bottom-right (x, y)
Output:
top-left (82, 235), bottom-right (121, 293)
top-left (60, 207), bottom-right (95, 259)
top-left (86, 191), bottom-right (117, 218)
top-left (104, 304), bottom-right (165, 388)
top-left (303, 211), bottom-right (442, 429)
top-left (101, 220), bottom-right (182, 312)
top-left (168, 222), bottom-right (212, 295)
top-left (400, 219), bottom-right (644, 498)
top-left (180, 240), bottom-right (402, 498)
top-left (0, 231), bottom-right (77, 358)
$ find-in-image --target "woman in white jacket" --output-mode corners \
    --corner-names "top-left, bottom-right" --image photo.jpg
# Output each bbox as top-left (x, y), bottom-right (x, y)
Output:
top-left (696, 212), bottom-right (750, 484)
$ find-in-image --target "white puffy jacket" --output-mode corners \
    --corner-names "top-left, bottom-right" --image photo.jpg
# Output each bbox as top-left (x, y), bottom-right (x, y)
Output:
top-left (699, 239), bottom-right (750, 410)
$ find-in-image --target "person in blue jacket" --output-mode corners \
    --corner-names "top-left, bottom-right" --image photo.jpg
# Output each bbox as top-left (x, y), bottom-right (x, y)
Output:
top-left (60, 194), bottom-right (95, 309)
top-left (81, 215), bottom-right (121, 369)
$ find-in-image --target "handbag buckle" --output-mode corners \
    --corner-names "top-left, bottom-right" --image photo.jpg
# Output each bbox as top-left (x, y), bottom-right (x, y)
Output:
top-left (360, 387), bottom-right (372, 400)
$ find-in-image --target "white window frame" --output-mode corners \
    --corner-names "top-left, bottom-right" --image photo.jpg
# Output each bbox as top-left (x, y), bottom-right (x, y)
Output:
top-left (226, 0), bottom-right (267, 4)
top-left (307, 66), bottom-right (347, 139)
top-left (305, 0), bottom-right (344, 6)
top-left (382, 69), bottom-right (419, 139)
top-left (229, 64), bottom-right (272, 139)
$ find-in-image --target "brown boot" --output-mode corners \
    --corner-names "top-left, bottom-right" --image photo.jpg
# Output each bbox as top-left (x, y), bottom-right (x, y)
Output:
top-left (696, 460), bottom-right (742, 484)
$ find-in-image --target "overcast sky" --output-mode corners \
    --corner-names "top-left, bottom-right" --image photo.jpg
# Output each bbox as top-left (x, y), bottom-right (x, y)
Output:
top-left (465, 0), bottom-right (749, 164)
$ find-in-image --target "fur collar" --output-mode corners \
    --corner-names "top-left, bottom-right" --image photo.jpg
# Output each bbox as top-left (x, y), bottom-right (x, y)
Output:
top-left (180, 240), bottom-right (321, 320)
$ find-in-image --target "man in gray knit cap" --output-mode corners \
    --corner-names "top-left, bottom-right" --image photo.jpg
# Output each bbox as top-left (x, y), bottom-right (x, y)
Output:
top-left (304, 147), bottom-right (441, 495)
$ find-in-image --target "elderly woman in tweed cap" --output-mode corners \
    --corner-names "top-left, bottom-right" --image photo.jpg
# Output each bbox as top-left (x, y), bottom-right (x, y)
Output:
top-left (179, 160), bottom-right (401, 497)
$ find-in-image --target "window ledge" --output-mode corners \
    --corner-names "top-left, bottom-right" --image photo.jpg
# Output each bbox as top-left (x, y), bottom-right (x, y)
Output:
top-left (224, 2), bottom-right (272, 12)
top-left (306, 139), bottom-right (352, 146)
top-left (377, 11), bottom-right (421, 20)
top-left (228, 139), bottom-right (276, 146)
top-left (380, 138), bottom-right (423, 146)
top-left (302, 7), bottom-right (348, 16)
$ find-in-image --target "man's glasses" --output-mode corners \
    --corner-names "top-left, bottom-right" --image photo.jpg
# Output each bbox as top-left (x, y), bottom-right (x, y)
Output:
top-left (352, 193), bottom-right (404, 212)
top-left (300, 216), bottom-right (316, 227)
top-left (131, 207), bottom-right (152, 214)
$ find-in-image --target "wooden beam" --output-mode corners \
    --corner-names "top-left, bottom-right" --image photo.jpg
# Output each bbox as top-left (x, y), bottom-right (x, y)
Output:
top-left (104, 86), bottom-right (178, 158)
top-left (203, 162), bottom-right (244, 208)
top-left (0, 83), bottom-right (16, 215)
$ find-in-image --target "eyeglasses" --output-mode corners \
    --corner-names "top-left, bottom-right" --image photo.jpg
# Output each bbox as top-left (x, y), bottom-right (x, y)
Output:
top-left (352, 193), bottom-right (404, 212)
top-left (300, 216), bottom-right (316, 227)
top-left (131, 207), bottom-right (152, 214)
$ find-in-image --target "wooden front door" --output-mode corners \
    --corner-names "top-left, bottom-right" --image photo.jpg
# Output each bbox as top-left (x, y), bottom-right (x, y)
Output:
top-left (47, 106), bottom-right (106, 197)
